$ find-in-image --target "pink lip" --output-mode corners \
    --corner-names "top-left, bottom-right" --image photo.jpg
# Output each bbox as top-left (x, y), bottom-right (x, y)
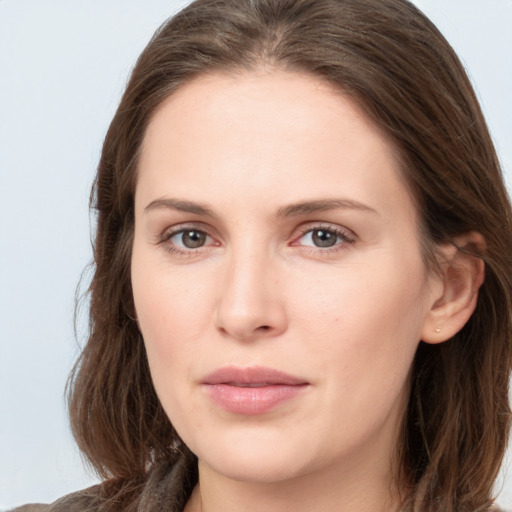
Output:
top-left (201, 366), bottom-right (309, 415)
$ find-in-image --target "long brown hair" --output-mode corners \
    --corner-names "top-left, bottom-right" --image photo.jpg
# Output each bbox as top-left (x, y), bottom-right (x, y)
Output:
top-left (68, 0), bottom-right (512, 510)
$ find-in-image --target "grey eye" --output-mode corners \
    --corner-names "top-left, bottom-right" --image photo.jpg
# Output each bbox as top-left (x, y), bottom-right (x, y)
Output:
top-left (176, 230), bottom-right (208, 249)
top-left (310, 229), bottom-right (338, 248)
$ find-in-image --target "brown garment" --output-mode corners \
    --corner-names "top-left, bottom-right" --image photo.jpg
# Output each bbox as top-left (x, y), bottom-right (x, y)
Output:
top-left (9, 454), bottom-right (509, 512)
top-left (8, 453), bottom-right (196, 512)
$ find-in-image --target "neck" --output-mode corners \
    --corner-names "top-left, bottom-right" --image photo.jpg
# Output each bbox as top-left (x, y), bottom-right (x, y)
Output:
top-left (184, 451), bottom-right (403, 512)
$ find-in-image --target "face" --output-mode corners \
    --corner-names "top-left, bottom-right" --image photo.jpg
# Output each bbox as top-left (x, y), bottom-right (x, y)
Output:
top-left (131, 70), bottom-right (439, 485)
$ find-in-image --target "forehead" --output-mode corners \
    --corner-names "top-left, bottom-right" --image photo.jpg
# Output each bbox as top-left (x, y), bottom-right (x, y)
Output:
top-left (136, 69), bottom-right (416, 226)
top-left (141, 69), bottom-right (393, 163)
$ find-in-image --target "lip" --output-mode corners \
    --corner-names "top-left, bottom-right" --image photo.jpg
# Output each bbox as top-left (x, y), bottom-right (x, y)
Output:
top-left (201, 366), bottom-right (310, 415)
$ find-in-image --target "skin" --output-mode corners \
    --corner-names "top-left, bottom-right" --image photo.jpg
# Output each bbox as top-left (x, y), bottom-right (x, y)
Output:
top-left (131, 70), bottom-right (472, 512)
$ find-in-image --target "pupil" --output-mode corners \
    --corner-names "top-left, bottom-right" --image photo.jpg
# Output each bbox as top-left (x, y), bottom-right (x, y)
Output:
top-left (183, 230), bottom-right (206, 248)
top-left (312, 229), bottom-right (337, 248)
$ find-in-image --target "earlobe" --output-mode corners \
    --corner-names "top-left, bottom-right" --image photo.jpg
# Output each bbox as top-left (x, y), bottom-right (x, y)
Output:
top-left (422, 231), bottom-right (486, 344)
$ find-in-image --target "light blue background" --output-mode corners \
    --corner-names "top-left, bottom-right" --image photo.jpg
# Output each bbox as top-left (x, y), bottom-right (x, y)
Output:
top-left (1, 1), bottom-right (511, 509)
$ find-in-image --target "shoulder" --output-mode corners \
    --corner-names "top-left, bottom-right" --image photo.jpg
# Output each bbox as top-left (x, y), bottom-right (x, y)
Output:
top-left (8, 484), bottom-right (102, 512)
top-left (8, 451), bottom-right (197, 512)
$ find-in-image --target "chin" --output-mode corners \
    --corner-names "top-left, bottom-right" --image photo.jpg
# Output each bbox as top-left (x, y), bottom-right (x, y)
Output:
top-left (201, 451), bottom-right (308, 484)
top-left (187, 425), bottom-right (317, 484)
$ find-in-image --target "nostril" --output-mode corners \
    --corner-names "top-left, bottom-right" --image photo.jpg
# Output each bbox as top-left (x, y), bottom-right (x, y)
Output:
top-left (258, 325), bottom-right (271, 331)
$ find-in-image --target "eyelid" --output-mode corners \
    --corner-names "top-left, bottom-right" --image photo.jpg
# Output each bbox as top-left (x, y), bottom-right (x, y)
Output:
top-left (290, 222), bottom-right (356, 250)
top-left (158, 221), bottom-right (216, 240)
top-left (157, 222), bottom-right (220, 255)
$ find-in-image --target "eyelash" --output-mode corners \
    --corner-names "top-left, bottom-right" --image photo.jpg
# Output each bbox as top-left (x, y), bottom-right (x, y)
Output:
top-left (292, 224), bottom-right (356, 253)
top-left (158, 225), bottom-right (218, 256)
top-left (158, 223), bottom-right (356, 256)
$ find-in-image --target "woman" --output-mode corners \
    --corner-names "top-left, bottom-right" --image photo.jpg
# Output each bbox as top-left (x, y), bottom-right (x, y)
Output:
top-left (13, 0), bottom-right (512, 510)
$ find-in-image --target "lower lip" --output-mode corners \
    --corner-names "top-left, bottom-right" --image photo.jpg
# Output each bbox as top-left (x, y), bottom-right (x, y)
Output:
top-left (203, 384), bottom-right (308, 415)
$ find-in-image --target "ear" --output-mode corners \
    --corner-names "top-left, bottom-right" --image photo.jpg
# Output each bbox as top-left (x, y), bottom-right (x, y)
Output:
top-left (421, 231), bottom-right (486, 344)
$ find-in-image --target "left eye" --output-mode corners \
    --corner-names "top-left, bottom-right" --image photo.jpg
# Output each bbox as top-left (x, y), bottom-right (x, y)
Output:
top-left (297, 228), bottom-right (350, 248)
top-left (169, 229), bottom-right (211, 249)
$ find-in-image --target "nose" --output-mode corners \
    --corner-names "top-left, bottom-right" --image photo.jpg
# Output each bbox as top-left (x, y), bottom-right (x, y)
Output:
top-left (214, 244), bottom-right (288, 341)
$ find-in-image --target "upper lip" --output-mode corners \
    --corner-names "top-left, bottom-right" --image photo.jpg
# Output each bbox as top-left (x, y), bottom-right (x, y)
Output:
top-left (201, 366), bottom-right (309, 386)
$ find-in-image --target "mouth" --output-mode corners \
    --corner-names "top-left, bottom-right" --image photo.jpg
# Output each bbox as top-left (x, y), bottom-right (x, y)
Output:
top-left (201, 366), bottom-right (310, 415)
top-left (225, 382), bottom-right (276, 388)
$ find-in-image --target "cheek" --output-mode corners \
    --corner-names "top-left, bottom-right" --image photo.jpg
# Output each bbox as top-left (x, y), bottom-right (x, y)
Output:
top-left (291, 252), bottom-right (428, 387)
top-left (135, 277), bottom-right (210, 345)
top-left (132, 278), bottom-right (201, 425)
top-left (132, 238), bottom-right (212, 337)
top-left (131, 253), bottom-right (218, 393)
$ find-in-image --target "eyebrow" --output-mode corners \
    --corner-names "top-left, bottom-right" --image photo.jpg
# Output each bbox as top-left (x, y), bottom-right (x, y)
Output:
top-left (277, 199), bottom-right (378, 217)
top-left (144, 197), bottom-right (378, 217)
top-left (144, 198), bottom-right (215, 217)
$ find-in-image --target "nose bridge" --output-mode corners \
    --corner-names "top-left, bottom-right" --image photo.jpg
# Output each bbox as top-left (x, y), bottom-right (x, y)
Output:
top-left (215, 236), bottom-right (286, 340)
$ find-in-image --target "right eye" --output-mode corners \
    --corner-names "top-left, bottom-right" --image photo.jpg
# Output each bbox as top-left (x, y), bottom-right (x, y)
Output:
top-left (169, 229), bottom-right (210, 249)
top-left (162, 227), bottom-right (215, 253)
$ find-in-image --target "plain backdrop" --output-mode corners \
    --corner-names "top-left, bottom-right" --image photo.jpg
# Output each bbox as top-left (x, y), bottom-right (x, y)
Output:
top-left (1, 1), bottom-right (511, 509)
